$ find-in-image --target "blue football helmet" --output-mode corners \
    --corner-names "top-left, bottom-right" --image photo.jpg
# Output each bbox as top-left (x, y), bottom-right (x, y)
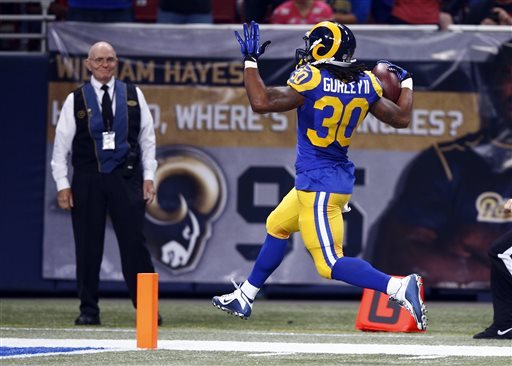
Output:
top-left (295, 21), bottom-right (356, 68)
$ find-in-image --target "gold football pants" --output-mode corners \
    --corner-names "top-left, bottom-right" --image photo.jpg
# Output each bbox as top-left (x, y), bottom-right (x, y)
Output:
top-left (266, 188), bottom-right (351, 279)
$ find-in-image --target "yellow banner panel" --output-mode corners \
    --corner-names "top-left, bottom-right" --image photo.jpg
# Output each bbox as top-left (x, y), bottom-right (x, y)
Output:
top-left (48, 83), bottom-right (480, 152)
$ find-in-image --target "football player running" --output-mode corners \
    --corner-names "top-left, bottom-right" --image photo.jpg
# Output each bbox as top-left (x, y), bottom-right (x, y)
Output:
top-left (212, 21), bottom-right (427, 331)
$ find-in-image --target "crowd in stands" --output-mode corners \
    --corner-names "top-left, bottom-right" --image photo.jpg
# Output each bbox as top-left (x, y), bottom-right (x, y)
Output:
top-left (1, 0), bottom-right (511, 51)
top-left (60, 0), bottom-right (512, 27)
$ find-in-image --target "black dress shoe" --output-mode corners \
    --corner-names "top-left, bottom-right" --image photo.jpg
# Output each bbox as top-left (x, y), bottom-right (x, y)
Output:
top-left (158, 313), bottom-right (163, 326)
top-left (75, 314), bottom-right (101, 326)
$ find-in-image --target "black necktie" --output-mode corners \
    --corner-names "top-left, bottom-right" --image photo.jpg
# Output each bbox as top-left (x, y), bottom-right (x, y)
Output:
top-left (101, 84), bottom-right (114, 130)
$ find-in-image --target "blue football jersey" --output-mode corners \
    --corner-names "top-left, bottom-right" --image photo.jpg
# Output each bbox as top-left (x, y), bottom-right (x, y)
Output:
top-left (287, 64), bottom-right (382, 193)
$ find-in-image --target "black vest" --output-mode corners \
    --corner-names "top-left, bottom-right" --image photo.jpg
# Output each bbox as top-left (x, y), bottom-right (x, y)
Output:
top-left (72, 80), bottom-right (141, 173)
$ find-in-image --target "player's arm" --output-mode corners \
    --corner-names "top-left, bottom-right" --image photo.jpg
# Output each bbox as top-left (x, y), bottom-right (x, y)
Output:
top-left (370, 89), bottom-right (412, 129)
top-left (244, 69), bottom-right (304, 113)
top-left (370, 61), bottom-right (413, 129)
top-left (235, 21), bottom-right (305, 114)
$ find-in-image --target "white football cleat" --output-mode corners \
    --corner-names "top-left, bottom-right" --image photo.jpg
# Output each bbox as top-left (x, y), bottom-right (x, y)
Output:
top-left (212, 280), bottom-right (253, 319)
top-left (389, 274), bottom-right (428, 330)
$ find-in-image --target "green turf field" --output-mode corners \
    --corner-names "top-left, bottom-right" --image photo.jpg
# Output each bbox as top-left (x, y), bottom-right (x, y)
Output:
top-left (1, 298), bottom-right (511, 365)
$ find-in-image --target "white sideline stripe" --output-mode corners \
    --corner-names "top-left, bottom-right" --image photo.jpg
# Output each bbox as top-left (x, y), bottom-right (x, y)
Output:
top-left (0, 327), bottom-right (434, 338)
top-left (1, 338), bottom-right (511, 357)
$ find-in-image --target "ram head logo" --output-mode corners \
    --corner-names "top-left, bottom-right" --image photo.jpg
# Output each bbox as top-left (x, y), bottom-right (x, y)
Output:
top-left (144, 146), bottom-right (226, 275)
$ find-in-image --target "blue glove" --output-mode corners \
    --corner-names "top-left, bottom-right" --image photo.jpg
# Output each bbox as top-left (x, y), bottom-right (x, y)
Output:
top-left (234, 21), bottom-right (271, 62)
top-left (377, 60), bottom-right (412, 82)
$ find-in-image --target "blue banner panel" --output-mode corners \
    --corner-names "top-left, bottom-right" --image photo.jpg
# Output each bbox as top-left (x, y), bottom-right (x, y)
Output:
top-left (42, 23), bottom-right (511, 290)
top-left (0, 55), bottom-right (50, 291)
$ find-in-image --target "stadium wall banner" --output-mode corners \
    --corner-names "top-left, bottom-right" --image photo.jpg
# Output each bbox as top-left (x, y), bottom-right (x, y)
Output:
top-left (43, 23), bottom-right (511, 287)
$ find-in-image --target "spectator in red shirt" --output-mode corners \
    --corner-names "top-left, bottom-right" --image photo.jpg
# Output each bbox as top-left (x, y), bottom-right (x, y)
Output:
top-left (390, 0), bottom-right (441, 25)
top-left (270, 0), bottom-right (333, 24)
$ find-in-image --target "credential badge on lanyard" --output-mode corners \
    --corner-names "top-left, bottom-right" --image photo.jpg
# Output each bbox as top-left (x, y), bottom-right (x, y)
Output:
top-left (102, 131), bottom-right (115, 150)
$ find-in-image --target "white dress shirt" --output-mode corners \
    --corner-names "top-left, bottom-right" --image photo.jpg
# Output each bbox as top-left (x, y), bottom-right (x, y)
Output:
top-left (51, 76), bottom-right (157, 191)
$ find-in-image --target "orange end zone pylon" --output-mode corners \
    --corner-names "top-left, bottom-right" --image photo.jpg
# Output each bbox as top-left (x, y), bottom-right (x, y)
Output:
top-left (136, 273), bottom-right (159, 349)
top-left (355, 276), bottom-right (426, 333)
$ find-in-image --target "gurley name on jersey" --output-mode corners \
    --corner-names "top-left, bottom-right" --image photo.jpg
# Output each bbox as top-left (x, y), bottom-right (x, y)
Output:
top-left (287, 65), bottom-right (382, 98)
top-left (323, 78), bottom-right (371, 95)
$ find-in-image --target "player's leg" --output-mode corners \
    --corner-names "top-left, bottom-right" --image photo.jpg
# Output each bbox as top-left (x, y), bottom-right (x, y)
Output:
top-left (212, 188), bottom-right (300, 318)
top-left (474, 230), bottom-right (512, 339)
top-left (247, 188), bottom-right (301, 288)
top-left (297, 189), bottom-right (382, 284)
top-left (297, 190), bottom-right (427, 330)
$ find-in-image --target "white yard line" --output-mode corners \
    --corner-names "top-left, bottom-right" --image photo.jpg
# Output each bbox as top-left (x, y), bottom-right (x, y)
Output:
top-left (1, 338), bottom-right (510, 358)
top-left (0, 327), bottom-right (433, 338)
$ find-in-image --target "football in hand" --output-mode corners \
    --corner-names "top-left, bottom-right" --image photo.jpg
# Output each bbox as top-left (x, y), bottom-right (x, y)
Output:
top-left (372, 63), bottom-right (401, 103)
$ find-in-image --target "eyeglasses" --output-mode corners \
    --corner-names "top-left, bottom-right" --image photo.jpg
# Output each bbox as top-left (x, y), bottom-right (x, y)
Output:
top-left (89, 57), bottom-right (117, 65)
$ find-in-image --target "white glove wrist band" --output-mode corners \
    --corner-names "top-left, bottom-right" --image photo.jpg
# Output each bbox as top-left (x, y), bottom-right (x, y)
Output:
top-left (401, 78), bottom-right (413, 90)
top-left (244, 60), bottom-right (258, 69)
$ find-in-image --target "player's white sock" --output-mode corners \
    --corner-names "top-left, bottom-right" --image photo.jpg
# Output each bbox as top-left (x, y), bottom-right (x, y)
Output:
top-left (241, 281), bottom-right (259, 301)
top-left (386, 277), bottom-right (402, 296)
